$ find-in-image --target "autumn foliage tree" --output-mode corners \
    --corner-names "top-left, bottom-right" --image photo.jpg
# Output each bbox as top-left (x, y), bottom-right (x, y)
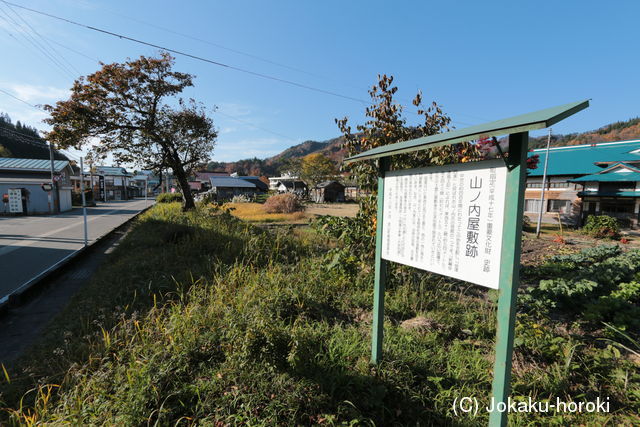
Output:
top-left (299, 153), bottom-right (338, 189)
top-left (44, 52), bottom-right (217, 210)
top-left (335, 74), bottom-right (481, 255)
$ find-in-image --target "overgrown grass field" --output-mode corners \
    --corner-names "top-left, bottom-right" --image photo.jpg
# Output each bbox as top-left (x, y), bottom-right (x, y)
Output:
top-left (0, 203), bottom-right (637, 425)
top-left (224, 202), bottom-right (306, 223)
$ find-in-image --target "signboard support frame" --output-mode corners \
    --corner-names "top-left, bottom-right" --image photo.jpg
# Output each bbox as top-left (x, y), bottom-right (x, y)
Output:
top-left (371, 157), bottom-right (390, 364)
top-left (488, 131), bottom-right (528, 426)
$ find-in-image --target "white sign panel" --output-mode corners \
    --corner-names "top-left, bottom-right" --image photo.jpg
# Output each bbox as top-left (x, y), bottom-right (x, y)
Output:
top-left (382, 159), bottom-right (507, 289)
top-left (8, 188), bottom-right (23, 213)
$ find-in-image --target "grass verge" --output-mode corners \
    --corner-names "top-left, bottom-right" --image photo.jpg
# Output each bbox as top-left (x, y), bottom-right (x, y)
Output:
top-left (0, 203), bottom-right (637, 425)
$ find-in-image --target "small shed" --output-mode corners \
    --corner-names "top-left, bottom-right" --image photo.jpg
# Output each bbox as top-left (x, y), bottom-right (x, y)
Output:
top-left (0, 157), bottom-right (73, 214)
top-left (277, 180), bottom-right (308, 195)
top-left (209, 176), bottom-right (258, 201)
top-left (312, 181), bottom-right (345, 203)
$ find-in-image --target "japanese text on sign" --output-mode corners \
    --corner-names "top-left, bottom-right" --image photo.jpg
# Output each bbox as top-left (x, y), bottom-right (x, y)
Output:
top-left (381, 160), bottom-right (507, 289)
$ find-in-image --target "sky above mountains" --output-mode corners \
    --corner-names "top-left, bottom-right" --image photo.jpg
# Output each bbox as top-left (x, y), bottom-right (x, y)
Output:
top-left (0, 0), bottom-right (638, 162)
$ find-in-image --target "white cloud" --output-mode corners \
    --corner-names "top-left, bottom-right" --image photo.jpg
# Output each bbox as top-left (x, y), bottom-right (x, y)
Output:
top-left (7, 83), bottom-right (69, 103)
top-left (219, 126), bottom-right (237, 135)
top-left (213, 137), bottom-right (285, 161)
top-left (216, 102), bottom-right (253, 117)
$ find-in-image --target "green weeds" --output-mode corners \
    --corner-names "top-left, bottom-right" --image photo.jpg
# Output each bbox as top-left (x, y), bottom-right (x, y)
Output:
top-left (0, 204), bottom-right (637, 425)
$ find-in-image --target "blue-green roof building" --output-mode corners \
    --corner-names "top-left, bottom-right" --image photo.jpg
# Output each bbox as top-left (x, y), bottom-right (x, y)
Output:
top-left (525, 139), bottom-right (640, 227)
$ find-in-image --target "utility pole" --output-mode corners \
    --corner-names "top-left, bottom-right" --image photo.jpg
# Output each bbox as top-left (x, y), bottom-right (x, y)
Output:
top-left (48, 140), bottom-right (57, 214)
top-left (535, 128), bottom-right (552, 237)
top-left (145, 176), bottom-right (148, 206)
top-left (80, 157), bottom-right (88, 246)
top-left (89, 160), bottom-right (94, 201)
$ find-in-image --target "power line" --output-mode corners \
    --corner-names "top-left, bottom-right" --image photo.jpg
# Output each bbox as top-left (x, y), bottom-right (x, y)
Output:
top-left (41, 34), bottom-right (100, 63)
top-left (215, 110), bottom-right (298, 142)
top-left (4, 1), bottom-right (369, 105)
top-left (3, 2), bottom-right (482, 129)
top-left (98, 5), bottom-right (488, 126)
top-left (101, 7), bottom-right (324, 79)
top-left (0, 85), bottom-right (301, 152)
top-left (2, 0), bottom-right (81, 76)
top-left (0, 87), bottom-right (40, 108)
top-left (0, 3), bottom-right (75, 79)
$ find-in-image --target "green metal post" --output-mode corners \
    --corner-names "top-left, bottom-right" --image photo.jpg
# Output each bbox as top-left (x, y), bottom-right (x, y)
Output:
top-left (489, 131), bottom-right (529, 426)
top-left (371, 157), bottom-right (390, 364)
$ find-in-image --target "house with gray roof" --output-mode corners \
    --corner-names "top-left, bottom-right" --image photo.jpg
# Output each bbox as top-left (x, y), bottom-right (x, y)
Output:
top-left (0, 157), bottom-right (73, 214)
top-left (209, 176), bottom-right (260, 201)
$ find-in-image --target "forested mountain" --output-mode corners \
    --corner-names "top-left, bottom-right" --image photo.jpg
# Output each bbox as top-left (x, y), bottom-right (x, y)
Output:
top-left (5, 111), bottom-right (637, 174)
top-left (209, 117), bottom-right (640, 176)
top-left (0, 112), bottom-right (68, 160)
top-left (206, 135), bottom-right (347, 176)
top-left (528, 117), bottom-right (640, 149)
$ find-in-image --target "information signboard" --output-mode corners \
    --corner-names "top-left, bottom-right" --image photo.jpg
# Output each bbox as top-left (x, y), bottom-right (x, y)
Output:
top-left (8, 188), bottom-right (23, 213)
top-left (99, 175), bottom-right (105, 200)
top-left (382, 159), bottom-right (507, 289)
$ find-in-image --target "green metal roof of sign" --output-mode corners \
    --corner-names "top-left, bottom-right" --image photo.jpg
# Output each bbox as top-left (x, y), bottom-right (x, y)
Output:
top-left (344, 99), bottom-right (590, 163)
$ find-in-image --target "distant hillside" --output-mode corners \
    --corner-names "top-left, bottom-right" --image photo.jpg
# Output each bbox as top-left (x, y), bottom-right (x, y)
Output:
top-left (0, 112), bottom-right (68, 160)
top-left (207, 117), bottom-right (640, 176)
top-left (207, 135), bottom-right (347, 176)
top-left (529, 117), bottom-right (640, 149)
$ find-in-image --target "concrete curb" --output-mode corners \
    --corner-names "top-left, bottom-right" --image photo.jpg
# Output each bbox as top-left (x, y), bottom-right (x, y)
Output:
top-left (0, 202), bottom-right (154, 316)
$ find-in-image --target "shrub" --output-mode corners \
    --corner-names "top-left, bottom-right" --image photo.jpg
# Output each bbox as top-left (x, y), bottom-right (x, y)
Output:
top-left (156, 192), bottom-right (183, 203)
top-left (263, 193), bottom-right (303, 213)
top-left (582, 215), bottom-right (619, 238)
top-left (231, 194), bottom-right (251, 203)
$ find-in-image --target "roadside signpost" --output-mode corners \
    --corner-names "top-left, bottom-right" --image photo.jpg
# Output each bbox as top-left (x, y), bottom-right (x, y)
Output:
top-left (80, 157), bottom-right (89, 246)
top-left (7, 188), bottom-right (23, 214)
top-left (344, 100), bottom-right (589, 426)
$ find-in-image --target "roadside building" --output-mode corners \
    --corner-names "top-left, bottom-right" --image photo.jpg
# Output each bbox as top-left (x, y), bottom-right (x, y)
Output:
top-left (311, 180), bottom-right (345, 203)
top-left (571, 162), bottom-right (640, 227)
top-left (209, 176), bottom-right (259, 201)
top-left (0, 157), bottom-right (73, 214)
top-left (268, 173), bottom-right (299, 191)
top-left (236, 175), bottom-right (270, 192)
top-left (130, 174), bottom-right (150, 197)
top-left (276, 180), bottom-right (308, 195)
top-left (194, 171), bottom-right (229, 191)
top-left (94, 166), bottom-right (133, 201)
top-left (525, 139), bottom-right (640, 226)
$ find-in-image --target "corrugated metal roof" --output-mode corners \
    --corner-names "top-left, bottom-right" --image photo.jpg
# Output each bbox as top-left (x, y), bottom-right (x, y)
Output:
top-left (0, 157), bottom-right (69, 172)
top-left (95, 166), bottom-right (131, 176)
top-left (527, 139), bottom-right (640, 176)
top-left (237, 176), bottom-right (269, 190)
top-left (210, 176), bottom-right (257, 188)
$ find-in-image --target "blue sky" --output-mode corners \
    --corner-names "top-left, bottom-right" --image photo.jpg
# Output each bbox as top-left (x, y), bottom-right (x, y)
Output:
top-left (0, 0), bottom-right (638, 163)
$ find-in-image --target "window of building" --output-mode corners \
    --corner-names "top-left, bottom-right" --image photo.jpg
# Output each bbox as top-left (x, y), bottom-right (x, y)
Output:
top-left (524, 199), bottom-right (542, 212)
top-left (547, 199), bottom-right (572, 213)
top-left (549, 181), bottom-right (569, 188)
top-left (600, 182), bottom-right (636, 193)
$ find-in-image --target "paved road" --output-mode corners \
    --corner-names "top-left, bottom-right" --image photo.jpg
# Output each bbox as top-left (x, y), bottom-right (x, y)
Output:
top-left (0, 198), bottom-right (152, 302)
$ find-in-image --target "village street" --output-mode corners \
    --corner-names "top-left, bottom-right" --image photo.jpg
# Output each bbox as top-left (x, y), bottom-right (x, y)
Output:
top-left (0, 198), bottom-right (152, 303)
